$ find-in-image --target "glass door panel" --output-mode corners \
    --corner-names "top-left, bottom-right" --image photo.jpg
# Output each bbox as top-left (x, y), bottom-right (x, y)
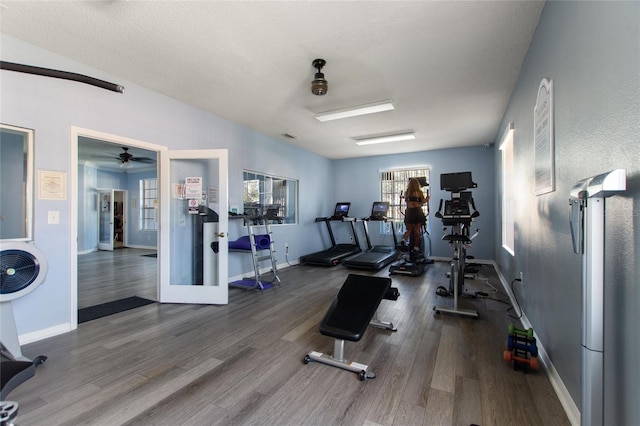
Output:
top-left (159, 149), bottom-right (228, 304)
top-left (97, 189), bottom-right (114, 251)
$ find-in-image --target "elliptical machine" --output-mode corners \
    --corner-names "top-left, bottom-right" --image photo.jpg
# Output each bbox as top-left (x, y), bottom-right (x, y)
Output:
top-left (389, 177), bottom-right (432, 276)
top-left (433, 172), bottom-right (480, 318)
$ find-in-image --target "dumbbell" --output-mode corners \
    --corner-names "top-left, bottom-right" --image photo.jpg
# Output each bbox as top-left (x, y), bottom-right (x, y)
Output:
top-left (508, 323), bottom-right (534, 340)
top-left (507, 335), bottom-right (538, 357)
top-left (503, 350), bottom-right (539, 370)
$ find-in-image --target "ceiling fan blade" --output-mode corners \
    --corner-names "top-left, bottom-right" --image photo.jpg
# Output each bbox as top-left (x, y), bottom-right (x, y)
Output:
top-left (130, 157), bottom-right (155, 163)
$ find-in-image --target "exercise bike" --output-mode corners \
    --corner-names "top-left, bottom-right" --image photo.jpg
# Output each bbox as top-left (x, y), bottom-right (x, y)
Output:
top-left (433, 172), bottom-right (480, 318)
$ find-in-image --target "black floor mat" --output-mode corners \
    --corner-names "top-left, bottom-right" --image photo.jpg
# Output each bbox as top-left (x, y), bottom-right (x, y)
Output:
top-left (78, 296), bottom-right (155, 323)
top-left (141, 253), bottom-right (157, 258)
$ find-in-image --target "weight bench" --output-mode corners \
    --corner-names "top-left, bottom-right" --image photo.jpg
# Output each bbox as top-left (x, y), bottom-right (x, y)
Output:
top-left (304, 274), bottom-right (398, 380)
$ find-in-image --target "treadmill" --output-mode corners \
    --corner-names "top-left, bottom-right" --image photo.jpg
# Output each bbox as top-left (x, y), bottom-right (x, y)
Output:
top-left (342, 202), bottom-right (399, 270)
top-left (300, 202), bottom-right (361, 266)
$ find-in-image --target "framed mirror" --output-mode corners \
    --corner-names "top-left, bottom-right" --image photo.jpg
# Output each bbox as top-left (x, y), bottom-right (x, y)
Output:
top-left (0, 123), bottom-right (34, 240)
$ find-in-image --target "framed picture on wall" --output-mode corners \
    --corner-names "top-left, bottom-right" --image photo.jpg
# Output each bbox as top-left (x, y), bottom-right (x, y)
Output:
top-left (534, 78), bottom-right (555, 195)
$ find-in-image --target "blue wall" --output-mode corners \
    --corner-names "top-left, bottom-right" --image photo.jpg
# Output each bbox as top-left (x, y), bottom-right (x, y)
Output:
top-left (1, 34), bottom-right (333, 340)
top-left (333, 145), bottom-right (495, 260)
top-left (493, 2), bottom-right (640, 424)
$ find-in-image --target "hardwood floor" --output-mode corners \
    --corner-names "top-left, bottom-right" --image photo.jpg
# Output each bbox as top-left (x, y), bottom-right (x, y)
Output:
top-left (78, 248), bottom-right (158, 309)
top-left (15, 259), bottom-right (570, 426)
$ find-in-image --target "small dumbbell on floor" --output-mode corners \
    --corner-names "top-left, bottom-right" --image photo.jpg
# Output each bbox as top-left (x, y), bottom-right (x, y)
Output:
top-left (507, 335), bottom-right (538, 357)
top-left (508, 323), bottom-right (534, 340)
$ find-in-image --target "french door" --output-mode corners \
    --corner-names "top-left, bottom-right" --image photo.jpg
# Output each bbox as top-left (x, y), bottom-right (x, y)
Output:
top-left (97, 189), bottom-right (115, 251)
top-left (159, 149), bottom-right (228, 304)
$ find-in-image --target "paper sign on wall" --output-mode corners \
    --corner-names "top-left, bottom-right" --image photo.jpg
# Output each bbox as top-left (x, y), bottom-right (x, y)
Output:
top-left (185, 177), bottom-right (202, 199)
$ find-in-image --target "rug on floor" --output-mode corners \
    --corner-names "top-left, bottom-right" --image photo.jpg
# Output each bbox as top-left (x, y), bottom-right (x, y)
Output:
top-left (78, 296), bottom-right (155, 323)
top-left (141, 253), bottom-right (157, 258)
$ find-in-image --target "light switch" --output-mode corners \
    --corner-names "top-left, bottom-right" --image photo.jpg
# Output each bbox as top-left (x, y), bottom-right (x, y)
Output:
top-left (48, 211), bottom-right (60, 224)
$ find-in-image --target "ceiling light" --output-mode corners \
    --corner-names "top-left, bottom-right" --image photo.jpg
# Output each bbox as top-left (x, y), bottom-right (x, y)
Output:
top-left (311, 59), bottom-right (328, 96)
top-left (354, 132), bottom-right (416, 146)
top-left (315, 100), bottom-right (395, 122)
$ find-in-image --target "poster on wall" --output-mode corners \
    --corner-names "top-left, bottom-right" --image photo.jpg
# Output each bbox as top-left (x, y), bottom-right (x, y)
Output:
top-left (534, 78), bottom-right (555, 195)
top-left (38, 170), bottom-right (67, 200)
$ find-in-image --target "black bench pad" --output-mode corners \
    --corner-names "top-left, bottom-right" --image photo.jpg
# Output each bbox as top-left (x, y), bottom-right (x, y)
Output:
top-left (319, 274), bottom-right (391, 342)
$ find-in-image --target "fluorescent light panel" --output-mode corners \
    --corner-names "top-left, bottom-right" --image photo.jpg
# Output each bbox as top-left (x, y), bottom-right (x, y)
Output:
top-left (315, 100), bottom-right (394, 122)
top-left (354, 132), bottom-right (416, 146)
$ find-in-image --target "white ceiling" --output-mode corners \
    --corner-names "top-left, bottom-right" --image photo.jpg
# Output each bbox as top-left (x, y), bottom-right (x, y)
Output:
top-left (0, 1), bottom-right (544, 160)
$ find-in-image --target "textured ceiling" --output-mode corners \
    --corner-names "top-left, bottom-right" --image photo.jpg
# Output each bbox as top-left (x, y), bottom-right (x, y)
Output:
top-left (0, 1), bottom-right (544, 160)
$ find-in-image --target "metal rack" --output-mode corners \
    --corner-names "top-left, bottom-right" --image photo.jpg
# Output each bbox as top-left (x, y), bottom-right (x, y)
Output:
top-left (229, 215), bottom-right (280, 290)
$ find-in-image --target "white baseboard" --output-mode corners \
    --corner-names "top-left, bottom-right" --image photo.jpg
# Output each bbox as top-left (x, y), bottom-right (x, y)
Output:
top-left (228, 260), bottom-right (299, 283)
top-left (19, 322), bottom-right (72, 345)
top-left (125, 244), bottom-right (156, 250)
top-left (491, 261), bottom-right (580, 426)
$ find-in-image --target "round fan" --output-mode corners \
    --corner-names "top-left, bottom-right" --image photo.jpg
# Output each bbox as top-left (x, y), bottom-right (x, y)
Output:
top-left (115, 147), bottom-right (155, 164)
top-left (0, 241), bottom-right (48, 302)
top-left (0, 241), bottom-right (48, 363)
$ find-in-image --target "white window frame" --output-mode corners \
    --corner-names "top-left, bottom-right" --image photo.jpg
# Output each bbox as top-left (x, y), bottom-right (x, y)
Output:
top-left (242, 170), bottom-right (298, 225)
top-left (140, 177), bottom-right (158, 231)
top-left (499, 123), bottom-right (515, 256)
top-left (380, 166), bottom-right (430, 234)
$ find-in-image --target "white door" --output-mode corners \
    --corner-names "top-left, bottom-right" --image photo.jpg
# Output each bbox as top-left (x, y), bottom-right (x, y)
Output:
top-left (97, 189), bottom-right (115, 251)
top-left (159, 149), bottom-right (228, 304)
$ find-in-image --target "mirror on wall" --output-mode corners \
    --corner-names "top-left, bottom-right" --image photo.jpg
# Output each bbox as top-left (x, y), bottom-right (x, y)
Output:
top-left (243, 170), bottom-right (297, 224)
top-left (0, 124), bottom-right (34, 240)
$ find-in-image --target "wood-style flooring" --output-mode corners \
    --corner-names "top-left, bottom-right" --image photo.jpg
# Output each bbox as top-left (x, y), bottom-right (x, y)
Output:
top-left (14, 255), bottom-right (570, 425)
top-left (77, 248), bottom-right (157, 309)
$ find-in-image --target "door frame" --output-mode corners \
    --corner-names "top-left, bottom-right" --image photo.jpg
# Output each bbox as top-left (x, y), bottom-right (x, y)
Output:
top-left (158, 149), bottom-right (229, 304)
top-left (70, 127), bottom-right (166, 330)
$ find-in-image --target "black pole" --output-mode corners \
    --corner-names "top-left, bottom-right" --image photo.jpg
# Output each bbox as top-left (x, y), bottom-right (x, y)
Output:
top-left (0, 61), bottom-right (124, 93)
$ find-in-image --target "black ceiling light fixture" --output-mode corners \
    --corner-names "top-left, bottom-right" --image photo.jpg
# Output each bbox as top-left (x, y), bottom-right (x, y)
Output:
top-left (311, 59), bottom-right (328, 96)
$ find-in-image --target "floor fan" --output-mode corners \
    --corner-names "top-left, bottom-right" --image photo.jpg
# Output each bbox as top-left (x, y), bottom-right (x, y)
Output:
top-left (0, 240), bottom-right (48, 423)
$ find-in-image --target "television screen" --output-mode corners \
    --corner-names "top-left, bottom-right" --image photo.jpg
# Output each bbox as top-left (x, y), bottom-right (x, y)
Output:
top-left (440, 172), bottom-right (475, 191)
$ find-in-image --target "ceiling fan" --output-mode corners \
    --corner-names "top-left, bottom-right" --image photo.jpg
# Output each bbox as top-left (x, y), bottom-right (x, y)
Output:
top-left (114, 147), bottom-right (155, 164)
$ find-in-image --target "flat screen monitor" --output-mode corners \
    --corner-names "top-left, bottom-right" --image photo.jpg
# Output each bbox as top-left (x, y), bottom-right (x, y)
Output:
top-left (440, 172), bottom-right (475, 192)
top-left (371, 201), bottom-right (389, 218)
top-left (333, 202), bottom-right (351, 217)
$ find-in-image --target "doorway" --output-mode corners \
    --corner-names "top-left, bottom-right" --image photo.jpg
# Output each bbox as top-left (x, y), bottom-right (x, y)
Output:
top-left (114, 190), bottom-right (125, 248)
top-left (73, 128), bottom-right (163, 321)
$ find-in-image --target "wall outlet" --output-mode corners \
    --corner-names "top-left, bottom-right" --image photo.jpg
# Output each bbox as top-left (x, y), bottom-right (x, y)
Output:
top-left (285, 243), bottom-right (289, 254)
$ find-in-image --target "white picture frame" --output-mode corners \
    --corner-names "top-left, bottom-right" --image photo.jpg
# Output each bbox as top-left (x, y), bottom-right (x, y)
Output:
top-left (534, 78), bottom-right (555, 195)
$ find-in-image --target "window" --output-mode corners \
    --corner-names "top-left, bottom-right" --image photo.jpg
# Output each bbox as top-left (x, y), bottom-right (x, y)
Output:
top-left (243, 171), bottom-right (297, 224)
top-left (500, 124), bottom-right (515, 255)
top-left (380, 167), bottom-right (430, 232)
top-left (140, 178), bottom-right (157, 230)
